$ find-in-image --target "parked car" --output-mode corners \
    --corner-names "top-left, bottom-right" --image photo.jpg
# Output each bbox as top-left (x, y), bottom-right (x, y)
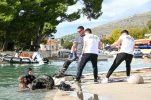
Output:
top-left (147, 52), bottom-right (151, 58)
top-left (57, 49), bottom-right (70, 58)
top-left (133, 49), bottom-right (143, 58)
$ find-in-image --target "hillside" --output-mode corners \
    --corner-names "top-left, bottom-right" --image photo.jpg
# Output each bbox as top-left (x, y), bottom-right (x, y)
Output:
top-left (92, 11), bottom-right (151, 35)
top-left (61, 11), bottom-right (151, 40)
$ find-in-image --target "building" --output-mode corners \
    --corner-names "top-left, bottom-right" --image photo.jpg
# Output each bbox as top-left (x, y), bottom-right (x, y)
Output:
top-left (135, 39), bottom-right (151, 46)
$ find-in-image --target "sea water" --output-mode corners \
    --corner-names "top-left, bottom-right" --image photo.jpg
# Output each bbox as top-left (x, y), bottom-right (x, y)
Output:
top-left (0, 58), bottom-right (151, 100)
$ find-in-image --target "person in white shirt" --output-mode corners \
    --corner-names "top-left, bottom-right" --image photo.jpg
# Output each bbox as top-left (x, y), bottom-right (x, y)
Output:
top-left (32, 51), bottom-right (44, 64)
top-left (76, 28), bottom-right (100, 82)
top-left (102, 30), bottom-right (134, 83)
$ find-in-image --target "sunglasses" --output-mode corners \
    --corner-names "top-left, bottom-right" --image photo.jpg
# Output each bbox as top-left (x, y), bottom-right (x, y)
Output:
top-left (77, 30), bottom-right (83, 33)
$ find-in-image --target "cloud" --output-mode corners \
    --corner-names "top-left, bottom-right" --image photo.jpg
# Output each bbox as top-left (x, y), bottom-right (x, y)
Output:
top-left (66, 1), bottom-right (84, 14)
top-left (102, 0), bottom-right (150, 17)
top-left (55, 0), bottom-right (151, 38)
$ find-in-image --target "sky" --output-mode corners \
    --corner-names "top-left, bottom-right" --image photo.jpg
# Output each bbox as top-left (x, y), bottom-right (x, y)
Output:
top-left (54, 0), bottom-right (151, 38)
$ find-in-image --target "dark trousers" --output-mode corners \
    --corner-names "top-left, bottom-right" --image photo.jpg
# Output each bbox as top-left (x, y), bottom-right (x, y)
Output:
top-left (59, 60), bottom-right (73, 74)
top-left (106, 53), bottom-right (133, 78)
top-left (76, 53), bottom-right (98, 81)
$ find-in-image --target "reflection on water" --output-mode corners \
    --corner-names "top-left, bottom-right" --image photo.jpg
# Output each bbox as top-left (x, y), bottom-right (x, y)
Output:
top-left (76, 92), bottom-right (100, 100)
top-left (69, 81), bottom-right (100, 100)
top-left (70, 82), bottom-right (100, 100)
top-left (77, 91), bottom-right (84, 100)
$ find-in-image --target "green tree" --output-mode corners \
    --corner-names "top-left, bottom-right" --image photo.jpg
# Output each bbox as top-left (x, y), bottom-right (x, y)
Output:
top-left (147, 20), bottom-right (151, 30)
top-left (102, 27), bottom-right (146, 44)
top-left (146, 20), bottom-right (151, 34)
top-left (62, 40), bottom-right (72, 49)
top-left (0, 0), bottom-right (103, 51)
top-left (108, 28), bottom-right (121, 44)
top-left (128, 28), bottom-right (145, 39)
top-left (60, 38), bottom-right (64, 46)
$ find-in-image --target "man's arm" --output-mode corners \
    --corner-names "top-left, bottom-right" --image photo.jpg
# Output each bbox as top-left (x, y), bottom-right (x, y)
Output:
top-left (70, 42), bottom-right (78, 53)
top-left (110, 38), bottom-right (122, 48)
top-left (98, 40), bottom-right (102, 49)
top-left (82, 41), bottom-right (87, 54)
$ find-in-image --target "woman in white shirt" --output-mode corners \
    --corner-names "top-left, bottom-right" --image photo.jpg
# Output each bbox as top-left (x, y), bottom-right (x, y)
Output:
top-left (76, 28), bottom-right (100, 82)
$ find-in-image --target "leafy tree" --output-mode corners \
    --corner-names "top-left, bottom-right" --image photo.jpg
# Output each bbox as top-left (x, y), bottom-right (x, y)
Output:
top-left (146, 20), bottom-right (151, 34)
top-left (147, 20), bottom-right (151, 30)
top-left (102, 27), bottom-right (146, 44)
top-left (60, 38), bottom-right (64, 46)
top-left (128, 27), bottom-right (145, 39)
top-left (0, 0), bottom-right (103, 51)
top-left (62, 40), bottom-right (72, 49)
top-left (108, 28), bottom-right (121, 43)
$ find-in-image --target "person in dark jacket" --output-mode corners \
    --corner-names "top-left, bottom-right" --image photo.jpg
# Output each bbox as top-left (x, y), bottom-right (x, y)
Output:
top-left (25, 68), bottom-right (36, 88)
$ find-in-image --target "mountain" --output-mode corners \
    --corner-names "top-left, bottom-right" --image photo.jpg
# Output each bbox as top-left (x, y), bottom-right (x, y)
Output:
top-left (92, 11), bottom-right (151, 36)
top-left (60, 11), bottom-right (151, 40)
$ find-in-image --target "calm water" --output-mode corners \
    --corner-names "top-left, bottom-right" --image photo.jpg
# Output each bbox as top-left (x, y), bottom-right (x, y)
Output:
top-left (0, 58), bottom-right (151, 100)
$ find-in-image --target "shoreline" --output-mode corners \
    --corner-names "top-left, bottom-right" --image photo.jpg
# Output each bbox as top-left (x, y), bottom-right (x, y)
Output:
top-left (44, 67), bottom-right (151, 100)
top-left (0, 59), bottom-right (150, 76)
top-left (0, 59), bottom-right (151, 100)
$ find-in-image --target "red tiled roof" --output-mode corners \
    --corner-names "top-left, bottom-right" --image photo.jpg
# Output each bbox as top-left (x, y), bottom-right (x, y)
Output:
top-left (135, 39), bottom-right (151, 45)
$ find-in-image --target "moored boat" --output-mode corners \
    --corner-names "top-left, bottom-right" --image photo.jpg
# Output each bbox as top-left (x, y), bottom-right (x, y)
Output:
top-left (2, 56), bottom-right (49, 64)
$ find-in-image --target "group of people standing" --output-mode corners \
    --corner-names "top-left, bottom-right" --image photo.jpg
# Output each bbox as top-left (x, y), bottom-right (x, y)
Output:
top-left (56, 26), bottom-right (135, 83)
top-left (18, 26), bottom-right (135, 90)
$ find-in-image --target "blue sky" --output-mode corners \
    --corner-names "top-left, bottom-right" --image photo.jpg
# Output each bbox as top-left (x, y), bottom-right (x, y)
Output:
top-left (55, 0), bottom-right (151, 38)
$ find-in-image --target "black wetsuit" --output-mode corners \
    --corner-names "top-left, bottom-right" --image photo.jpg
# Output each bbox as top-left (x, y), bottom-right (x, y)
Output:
top-left (25, 75), bottom-right (36, 85)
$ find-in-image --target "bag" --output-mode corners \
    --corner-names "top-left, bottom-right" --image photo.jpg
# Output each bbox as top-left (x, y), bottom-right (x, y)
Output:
top-left (58, 81), bottom-right (72, 91)
top-left (31, 75), bottom-right (54, 90)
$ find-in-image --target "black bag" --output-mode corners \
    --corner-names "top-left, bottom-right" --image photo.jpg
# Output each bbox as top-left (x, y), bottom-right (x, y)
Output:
top-left (58, 81), bottom-right (72, 91)
top-left (31, 75), bottom-right (54, 90)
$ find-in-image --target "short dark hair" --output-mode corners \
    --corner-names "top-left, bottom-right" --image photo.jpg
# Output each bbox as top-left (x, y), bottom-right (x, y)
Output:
top-left (77, 26), bottom-right (84, 30)
top-left (121, 30), bottom-right (129, 35)
top-left (28, 68), bottom-right (32, 71)
top-left (85, 28), bottom-right (92, 33)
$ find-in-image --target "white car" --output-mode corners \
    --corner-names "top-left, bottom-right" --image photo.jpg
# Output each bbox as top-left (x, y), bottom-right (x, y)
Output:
top-left (134, 49), bottom-right (143, 58)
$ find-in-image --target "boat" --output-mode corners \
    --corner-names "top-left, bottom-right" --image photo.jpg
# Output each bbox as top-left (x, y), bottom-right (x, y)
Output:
top-left (2, 56), bottom-right (49, 64)
top-left (0, 51), bottom-right (49, 64)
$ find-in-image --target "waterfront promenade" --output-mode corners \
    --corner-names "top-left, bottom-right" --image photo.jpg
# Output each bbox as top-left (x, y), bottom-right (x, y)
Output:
top-left (44, 68), bottom-right (151, 100)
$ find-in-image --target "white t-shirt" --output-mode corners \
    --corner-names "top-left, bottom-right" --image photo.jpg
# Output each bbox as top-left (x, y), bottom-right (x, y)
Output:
top-left (83, 34), bottom-right (99, 54)
top-left (119, 33), bottom-right (134, 55)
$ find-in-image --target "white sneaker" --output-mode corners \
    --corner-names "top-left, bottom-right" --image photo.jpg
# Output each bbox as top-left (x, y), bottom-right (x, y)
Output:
top-left (123, 76), bottom-right (130, 82)
top-left (101, 78), bottom-right (109, 83)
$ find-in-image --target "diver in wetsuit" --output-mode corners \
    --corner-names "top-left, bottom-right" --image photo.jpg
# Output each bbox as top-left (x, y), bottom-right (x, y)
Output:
top-left (25, 68), bottom-right (36, 87)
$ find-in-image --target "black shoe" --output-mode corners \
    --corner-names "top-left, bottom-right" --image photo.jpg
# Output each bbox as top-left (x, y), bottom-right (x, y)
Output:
top-left (55, 73), bottom-right (65, 78)
top-left (94, 79), bottom-right (98, 83)
top-left (75, 79), bottom-right (81, 83)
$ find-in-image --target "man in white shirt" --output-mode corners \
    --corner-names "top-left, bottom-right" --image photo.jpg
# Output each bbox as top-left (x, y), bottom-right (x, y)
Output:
top-left (102, 30), bottom-right (134, 83)
top-left (76, 28), bottom-right (100, 82)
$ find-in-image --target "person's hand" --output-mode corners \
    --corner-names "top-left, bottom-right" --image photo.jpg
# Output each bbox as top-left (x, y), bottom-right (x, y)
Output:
top-left (68, 52), bottom-right (77, 61)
